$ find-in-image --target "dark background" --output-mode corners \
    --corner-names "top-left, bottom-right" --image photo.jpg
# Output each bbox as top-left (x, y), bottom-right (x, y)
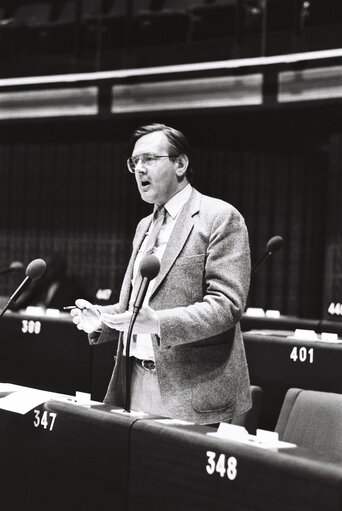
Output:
top-left (0, 0), bottom-right (341, 320)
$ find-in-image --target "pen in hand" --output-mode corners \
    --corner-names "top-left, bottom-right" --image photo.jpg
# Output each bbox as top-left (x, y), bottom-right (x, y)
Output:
top-left (64, 302), bottom-right (101, 315)
top-left (66, 299), bottom-right (102, 333)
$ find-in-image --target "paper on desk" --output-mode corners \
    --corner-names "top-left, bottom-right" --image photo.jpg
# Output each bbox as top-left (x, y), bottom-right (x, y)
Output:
top-left (110, 408), bottom-right (149, 418)
top-left (207, 431), bottom-right (296, 449)
top-left (0, 388), bottom-right (55, 414)
top-left (155, 418), bottom-right (195, 426)
top-left (287, 329), bottom-right (318, 341)
top-left (207, 425), bottom-right (296, 450)
top-left (320, 332), bottom-right (341, 343)
top-left (0, 383), bottom-right (28, 393)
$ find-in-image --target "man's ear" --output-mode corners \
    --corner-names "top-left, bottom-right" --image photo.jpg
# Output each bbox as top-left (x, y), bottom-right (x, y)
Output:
top-left (175, 154), bottom-right (189, 178)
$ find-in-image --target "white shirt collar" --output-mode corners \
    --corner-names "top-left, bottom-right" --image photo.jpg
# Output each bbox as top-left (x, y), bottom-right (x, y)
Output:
top-left (158, 183), bottom-right (192, 220)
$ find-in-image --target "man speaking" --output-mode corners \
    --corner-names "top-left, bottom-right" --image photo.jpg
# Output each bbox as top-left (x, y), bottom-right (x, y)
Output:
top-left (71, 123), bottom-right (251, 425)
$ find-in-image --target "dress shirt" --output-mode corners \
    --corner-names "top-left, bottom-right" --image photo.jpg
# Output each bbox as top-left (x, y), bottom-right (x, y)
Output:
top-left (125, 183), bottom-right (193, 360)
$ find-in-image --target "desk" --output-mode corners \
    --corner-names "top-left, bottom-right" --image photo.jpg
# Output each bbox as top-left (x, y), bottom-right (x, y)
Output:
top-left (1, 385), bottom-right (342, 511)
top-left (0, 385), bottom-right (158, 511)
top-left (0, 312), bottom-right (117, 400)
top-left (3, 311), bottom-right (342, 433)
top-left (243, 332), bottom-right (342, 429)
top-left (129, 419), bottom-right (342, 511)
top-left (241, 313), bottom-right (342, 334)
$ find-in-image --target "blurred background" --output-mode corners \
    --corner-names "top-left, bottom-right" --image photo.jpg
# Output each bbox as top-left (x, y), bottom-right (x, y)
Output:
top-left (0, 0), bottom-right (341, 321)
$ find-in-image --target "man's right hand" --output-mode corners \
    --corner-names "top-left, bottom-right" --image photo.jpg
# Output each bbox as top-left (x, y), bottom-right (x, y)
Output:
top-left (70, 298), bottom-right (102, 333)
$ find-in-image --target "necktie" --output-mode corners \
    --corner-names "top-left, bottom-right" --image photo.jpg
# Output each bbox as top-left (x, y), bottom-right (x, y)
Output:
top-left (143, 205), bottom-right (166, 256)
top-left (130, 205), bottom-right (166, 306)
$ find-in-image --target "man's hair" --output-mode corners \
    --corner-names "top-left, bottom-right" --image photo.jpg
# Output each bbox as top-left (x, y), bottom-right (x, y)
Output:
top-left (129, 123), bottom-right (194, 183)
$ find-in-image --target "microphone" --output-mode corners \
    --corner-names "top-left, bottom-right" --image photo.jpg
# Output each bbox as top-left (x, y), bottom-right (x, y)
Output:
top-left (0, 258), bottom-right (46, 318)
top-left (266, 235), bottom-right (283, 254)
top-left (133, 254), bottom-right (161, 313)
top-left (125, 254), bottom-right (160, 412)
top-left (0, 261), bottom-right (24, 276)
top-left (252, 235), bottom-right (283, 275)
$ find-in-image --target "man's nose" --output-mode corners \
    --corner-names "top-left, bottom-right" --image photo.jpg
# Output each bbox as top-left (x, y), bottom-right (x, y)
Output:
top-left (135, 159), bottom-right (146, 173)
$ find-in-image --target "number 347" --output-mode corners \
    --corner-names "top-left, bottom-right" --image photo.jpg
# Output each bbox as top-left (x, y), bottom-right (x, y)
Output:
top-left (33, 410), bottom-right (57, 431)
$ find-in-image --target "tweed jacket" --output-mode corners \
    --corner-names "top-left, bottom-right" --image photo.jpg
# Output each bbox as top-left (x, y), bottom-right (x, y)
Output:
top-left (91, 188), bottom-right (251, 424)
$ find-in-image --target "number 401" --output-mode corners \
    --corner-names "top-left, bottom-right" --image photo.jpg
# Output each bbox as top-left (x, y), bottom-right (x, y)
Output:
top-left (290, 346), bottom-right (314, 364)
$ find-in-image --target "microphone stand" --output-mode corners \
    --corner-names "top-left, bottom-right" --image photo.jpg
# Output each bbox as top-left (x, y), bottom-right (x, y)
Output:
top-left (123, 254), bottom-right (160, 413)
top-left (124, 309), bottom-right (139, 413)
top-left (0, 277), bottom-right (31, 319)
top-left (251, 252), bottom-right (272, 275)
top-left (247, 236), bottom-right (283, 311)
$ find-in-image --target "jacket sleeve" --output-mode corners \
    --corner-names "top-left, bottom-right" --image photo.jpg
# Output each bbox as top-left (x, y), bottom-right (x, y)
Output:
top-left (156, 206), bottom-right (250, 349)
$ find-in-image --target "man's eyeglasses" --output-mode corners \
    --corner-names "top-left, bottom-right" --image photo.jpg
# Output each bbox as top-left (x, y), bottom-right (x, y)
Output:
top-left (127, 153), bottom-right (175, 173)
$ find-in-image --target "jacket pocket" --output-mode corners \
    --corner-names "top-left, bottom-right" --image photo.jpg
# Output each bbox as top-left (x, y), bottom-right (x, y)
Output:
top-left (190, 342), bottom-right (236, 413)
top-left (168, 254), bottom-right (206, 305)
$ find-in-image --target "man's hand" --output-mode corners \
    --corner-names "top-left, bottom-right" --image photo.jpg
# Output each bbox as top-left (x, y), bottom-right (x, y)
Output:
top-left (70, 298), bottom-right (102, 334)
top-left (101, 306), bottom-right (160, 335)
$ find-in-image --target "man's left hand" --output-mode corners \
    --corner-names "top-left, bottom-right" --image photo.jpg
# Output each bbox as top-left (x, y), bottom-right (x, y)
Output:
top-left (101, 306), bottom-right (160, 334)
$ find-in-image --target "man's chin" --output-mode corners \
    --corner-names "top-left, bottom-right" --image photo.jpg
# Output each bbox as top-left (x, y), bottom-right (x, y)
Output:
top-left (139, 190), bottom-right (155, 204)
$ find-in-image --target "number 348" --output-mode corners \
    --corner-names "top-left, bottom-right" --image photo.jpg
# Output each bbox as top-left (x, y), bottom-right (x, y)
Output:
top-left (206, 451), bottom-right (237, 480)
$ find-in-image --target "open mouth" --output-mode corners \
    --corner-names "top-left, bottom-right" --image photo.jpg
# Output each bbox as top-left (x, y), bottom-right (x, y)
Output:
top-left (141, 179), bottom-right (150, 188)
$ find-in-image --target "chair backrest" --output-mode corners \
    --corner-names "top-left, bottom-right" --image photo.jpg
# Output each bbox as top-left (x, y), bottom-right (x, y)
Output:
top-left (54, 1), bottom-right (77, 24)
top-left (14, 3), bottom-right (51, 26)
top-left (162, 0), bottom-right (192, 11)
top-left (106, 0), bottom-right (129, 17)
top-left (275, 388), bottom-right (342, 461)
top-left (82, 0), bottom-right (103, 20)
top-left (231, 384), bottom-right (263, 434)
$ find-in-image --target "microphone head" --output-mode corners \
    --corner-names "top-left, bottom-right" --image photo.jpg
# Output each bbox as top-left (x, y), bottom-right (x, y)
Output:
top-left (9, 261), bottom-right (24, 271)
top-left (139, 254), bottom-right (160, 280)
top-left (25, 258), bottom-right (46, 280)
top-left (266, 235), bottom-right (283, 253)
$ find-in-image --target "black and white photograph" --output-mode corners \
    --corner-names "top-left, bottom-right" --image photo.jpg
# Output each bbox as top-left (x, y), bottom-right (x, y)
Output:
top-left (0, 1), bottom-right (341, 509)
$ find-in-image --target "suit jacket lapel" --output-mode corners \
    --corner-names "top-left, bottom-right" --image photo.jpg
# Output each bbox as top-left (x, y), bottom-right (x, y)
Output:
top-left (133, 215), bottom-right (152, 256)
top-left (120, 215), bottom-right (152, 309)
top-left (150, 189), bottom-right (201, 299)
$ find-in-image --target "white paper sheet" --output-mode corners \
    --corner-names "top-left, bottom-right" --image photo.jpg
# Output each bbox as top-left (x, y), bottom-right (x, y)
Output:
top-left (0, 388), bottom-right (55, 414)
